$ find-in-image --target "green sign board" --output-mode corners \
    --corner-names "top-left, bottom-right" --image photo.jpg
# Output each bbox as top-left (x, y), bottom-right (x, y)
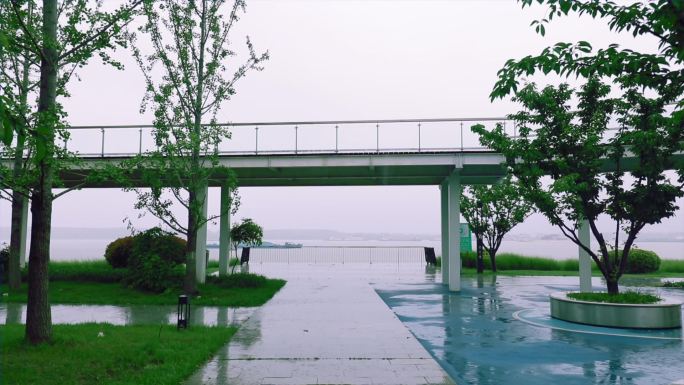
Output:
top-left (460, 223), bottom-right (472, 252)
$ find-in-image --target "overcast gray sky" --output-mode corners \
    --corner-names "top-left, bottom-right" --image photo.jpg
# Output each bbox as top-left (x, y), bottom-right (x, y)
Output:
top-left (1, 0), bottom-right (682, 237)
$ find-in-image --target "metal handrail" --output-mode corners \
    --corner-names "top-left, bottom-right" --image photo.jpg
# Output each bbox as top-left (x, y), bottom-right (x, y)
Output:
top-left (65, 116), bottom-right (510, 130)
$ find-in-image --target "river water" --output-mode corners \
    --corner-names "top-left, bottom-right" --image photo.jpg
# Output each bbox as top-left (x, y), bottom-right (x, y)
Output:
top-left (1, 238), bottom-right (682, 261)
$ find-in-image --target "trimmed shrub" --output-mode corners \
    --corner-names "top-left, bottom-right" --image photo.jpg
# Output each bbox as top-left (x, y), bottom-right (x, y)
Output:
top-left (132, 228), bottom-right (187, 266)
top-left (124, 252), bottom-right (184, 293)
top-left (122, 228), bottom-right (187, 292)
top-left (104, 236), bottom-right (134, 268)
top-left (105, 228), bottom-right (187, 269)
top-left (207, 273), bottom-right (268, 289)
top-left (625, 248), bottom-right (661, 274)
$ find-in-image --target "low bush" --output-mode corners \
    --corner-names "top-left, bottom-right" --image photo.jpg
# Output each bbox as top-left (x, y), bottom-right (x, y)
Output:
top-left (567, 291), bottom-right (661, 304)
top-left (663, 281), bottom-right (684, 288)
top-left (104, 236), bottom-right (134, 268)
top-left (124, 253), bottom-right (184, 293)
top-left (104, 228), bottom-right (187, 269)
top-left (122, 228), bottom-right (187, 292)
top-left (207, 273), bottom-right (268, 289)
top-left (623, 248), bottom-right (661, 274)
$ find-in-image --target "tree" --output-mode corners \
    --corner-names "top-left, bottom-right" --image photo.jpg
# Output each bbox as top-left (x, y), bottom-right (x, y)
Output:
top-left (0, 0), bottom-right (38, 290)
top-left (1, 0), bottom-right (141, 344)
top-left (474, 1), bottom-right (684, 295)
top-left (461, 178), bottom-right (533, 273)
top-left (125, 0), bottom-right (267, 294)
top-left (230, 218), bottom-right (263, 272)
top-left (474, 78), bottom-right (684, 294)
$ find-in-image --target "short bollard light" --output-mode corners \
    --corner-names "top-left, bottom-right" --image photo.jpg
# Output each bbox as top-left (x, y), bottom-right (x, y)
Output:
top-left (177, 295), bottom-right (190, 329)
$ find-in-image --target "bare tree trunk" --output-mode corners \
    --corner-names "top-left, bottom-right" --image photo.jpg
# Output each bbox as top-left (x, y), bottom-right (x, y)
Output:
top-left (489, 249), bottom-right (497, 273)
top-left (606, 278), bottom-right (619, 295)
top-left (184, 189), bottom-right (198, 294)
top-left (25, 0), bottom-right (58, 344)
top-left (8, 192), bottom-right (26, 289)
top-left (475, 235), bottom-right (484, 274)
top-left (26, 183), bottom-right (53, 344)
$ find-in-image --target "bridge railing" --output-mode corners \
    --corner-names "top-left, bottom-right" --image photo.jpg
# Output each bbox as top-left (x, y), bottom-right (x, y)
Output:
top-left (62, 117), bottom-right (516, 157)
top-left (227, 245), bottom-right (431, 265)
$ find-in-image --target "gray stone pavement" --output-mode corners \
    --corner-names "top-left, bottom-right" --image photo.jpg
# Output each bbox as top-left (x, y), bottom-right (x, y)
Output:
top-left (185, 264), bottom-right (454, 385)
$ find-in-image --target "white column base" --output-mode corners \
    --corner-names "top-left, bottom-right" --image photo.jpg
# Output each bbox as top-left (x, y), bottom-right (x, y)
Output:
top-left (195, 181), bottom-right (209, 283)
top-left (448, 172), bottom-right (461, 292)
top-left (219, 184), bottom-right (231, 276)
top-left (440, 182), bottom-right (449, 285)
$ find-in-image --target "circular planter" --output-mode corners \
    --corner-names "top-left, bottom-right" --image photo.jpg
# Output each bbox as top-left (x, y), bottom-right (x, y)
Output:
top-left (550, 292), bottom-right (682, 329)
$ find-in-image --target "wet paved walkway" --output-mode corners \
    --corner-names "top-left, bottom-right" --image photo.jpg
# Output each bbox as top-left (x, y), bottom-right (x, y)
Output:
top-left (185, 265), bottom-right (454, 385)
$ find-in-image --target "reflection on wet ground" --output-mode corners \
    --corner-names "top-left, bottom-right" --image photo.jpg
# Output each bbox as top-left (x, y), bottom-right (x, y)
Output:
top-left (374, 275), bottom-right (684, 385)
top-left (0, 303), bottom-right (255, 326)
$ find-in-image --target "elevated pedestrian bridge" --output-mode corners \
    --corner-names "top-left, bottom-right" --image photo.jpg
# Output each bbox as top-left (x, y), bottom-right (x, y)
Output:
top-left (58, 117), bottom-right (512, 187)
top-left (48, 116), bottom-right (682, 187)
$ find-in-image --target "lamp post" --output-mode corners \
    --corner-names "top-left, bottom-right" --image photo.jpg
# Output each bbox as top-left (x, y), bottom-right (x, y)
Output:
top-left (177, 295), bottom-right (190, 329)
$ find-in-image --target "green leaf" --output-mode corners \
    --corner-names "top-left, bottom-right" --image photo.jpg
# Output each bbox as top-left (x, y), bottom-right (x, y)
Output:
top-left (0, 102), bottom-right (13, 146)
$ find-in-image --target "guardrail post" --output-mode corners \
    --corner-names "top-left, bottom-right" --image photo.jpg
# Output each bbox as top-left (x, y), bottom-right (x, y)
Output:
top-left (335, 125), bottom-right (339, 153)
top-left (138, 128), bottom-right (143, 154)
top-left (255, 126), bottom-right (259, 155)
top-left (418, 122), bottom-right (421, 152)
top-left (376, 123), bottom-right (379, 153)
top-left (100, 128), bottom-right (105, 157)
top-left (513, 121), bottom-right (517, 138)
top-left (295, 125), bottom-right (298, 154)
top-left (460, 122), bottom-right (464, 151)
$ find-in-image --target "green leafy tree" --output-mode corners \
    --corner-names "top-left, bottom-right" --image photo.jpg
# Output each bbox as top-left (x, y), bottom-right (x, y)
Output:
top-left (125, 0), bottom-right (267, 294)
top-left (474, 78), bottom-right (684, 294)
top-left (0, 1), bottom-right (38, 290)
top-left (1, 0), bottom-right (141, 344)
top-left (230, 218), bottom-right (263, 272)
top-left (475, 0), bottom-right (684, 295)
top-left (461, 178), bottom-right (533, 273)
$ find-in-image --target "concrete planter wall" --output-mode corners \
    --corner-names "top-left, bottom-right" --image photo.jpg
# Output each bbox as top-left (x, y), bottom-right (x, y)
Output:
top-left (550, 292), bottom-right (682, 329)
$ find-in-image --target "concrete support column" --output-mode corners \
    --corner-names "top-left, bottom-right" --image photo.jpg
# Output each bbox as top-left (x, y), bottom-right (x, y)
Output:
top-left (19, 196), bottom-right (28, 267)
top-left (195, 181), bottom-right (209, 283)
top-left (578, 219), bottom-right (592, 292)
top-left (440, 182), bottom-right (449, 285)
top-left (219, 184), bottom-right (232, 276)
top-left (448, 172), bottom-right (461, 292)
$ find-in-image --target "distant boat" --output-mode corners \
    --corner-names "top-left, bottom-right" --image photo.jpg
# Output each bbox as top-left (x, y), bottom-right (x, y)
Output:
top-left (207, 241), bottom-right (303, 249)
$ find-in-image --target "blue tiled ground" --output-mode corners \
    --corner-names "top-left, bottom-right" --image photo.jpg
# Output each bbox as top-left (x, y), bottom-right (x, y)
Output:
top-left (374, 276), bottom-right (684, 385)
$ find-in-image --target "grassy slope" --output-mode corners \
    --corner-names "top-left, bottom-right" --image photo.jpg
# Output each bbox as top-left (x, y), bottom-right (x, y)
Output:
top-left (3, 260), bottom-right (286, 306)
top-left (0, 323), bottom-right (235, 385)
top-left (3, 279), bottom-right (286, 307)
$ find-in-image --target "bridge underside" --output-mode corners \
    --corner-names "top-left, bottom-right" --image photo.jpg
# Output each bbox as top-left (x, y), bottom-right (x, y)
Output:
top-left (58, 151), bottom-right (508, 188)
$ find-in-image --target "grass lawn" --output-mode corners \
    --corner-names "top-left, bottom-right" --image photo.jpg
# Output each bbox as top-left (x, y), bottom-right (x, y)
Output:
top-left (3, 279), bottom-right (286, 307)
top-left (0, 323), bottom-right (235, 385)
top-left (460, 267), bottom-right (684, 279)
